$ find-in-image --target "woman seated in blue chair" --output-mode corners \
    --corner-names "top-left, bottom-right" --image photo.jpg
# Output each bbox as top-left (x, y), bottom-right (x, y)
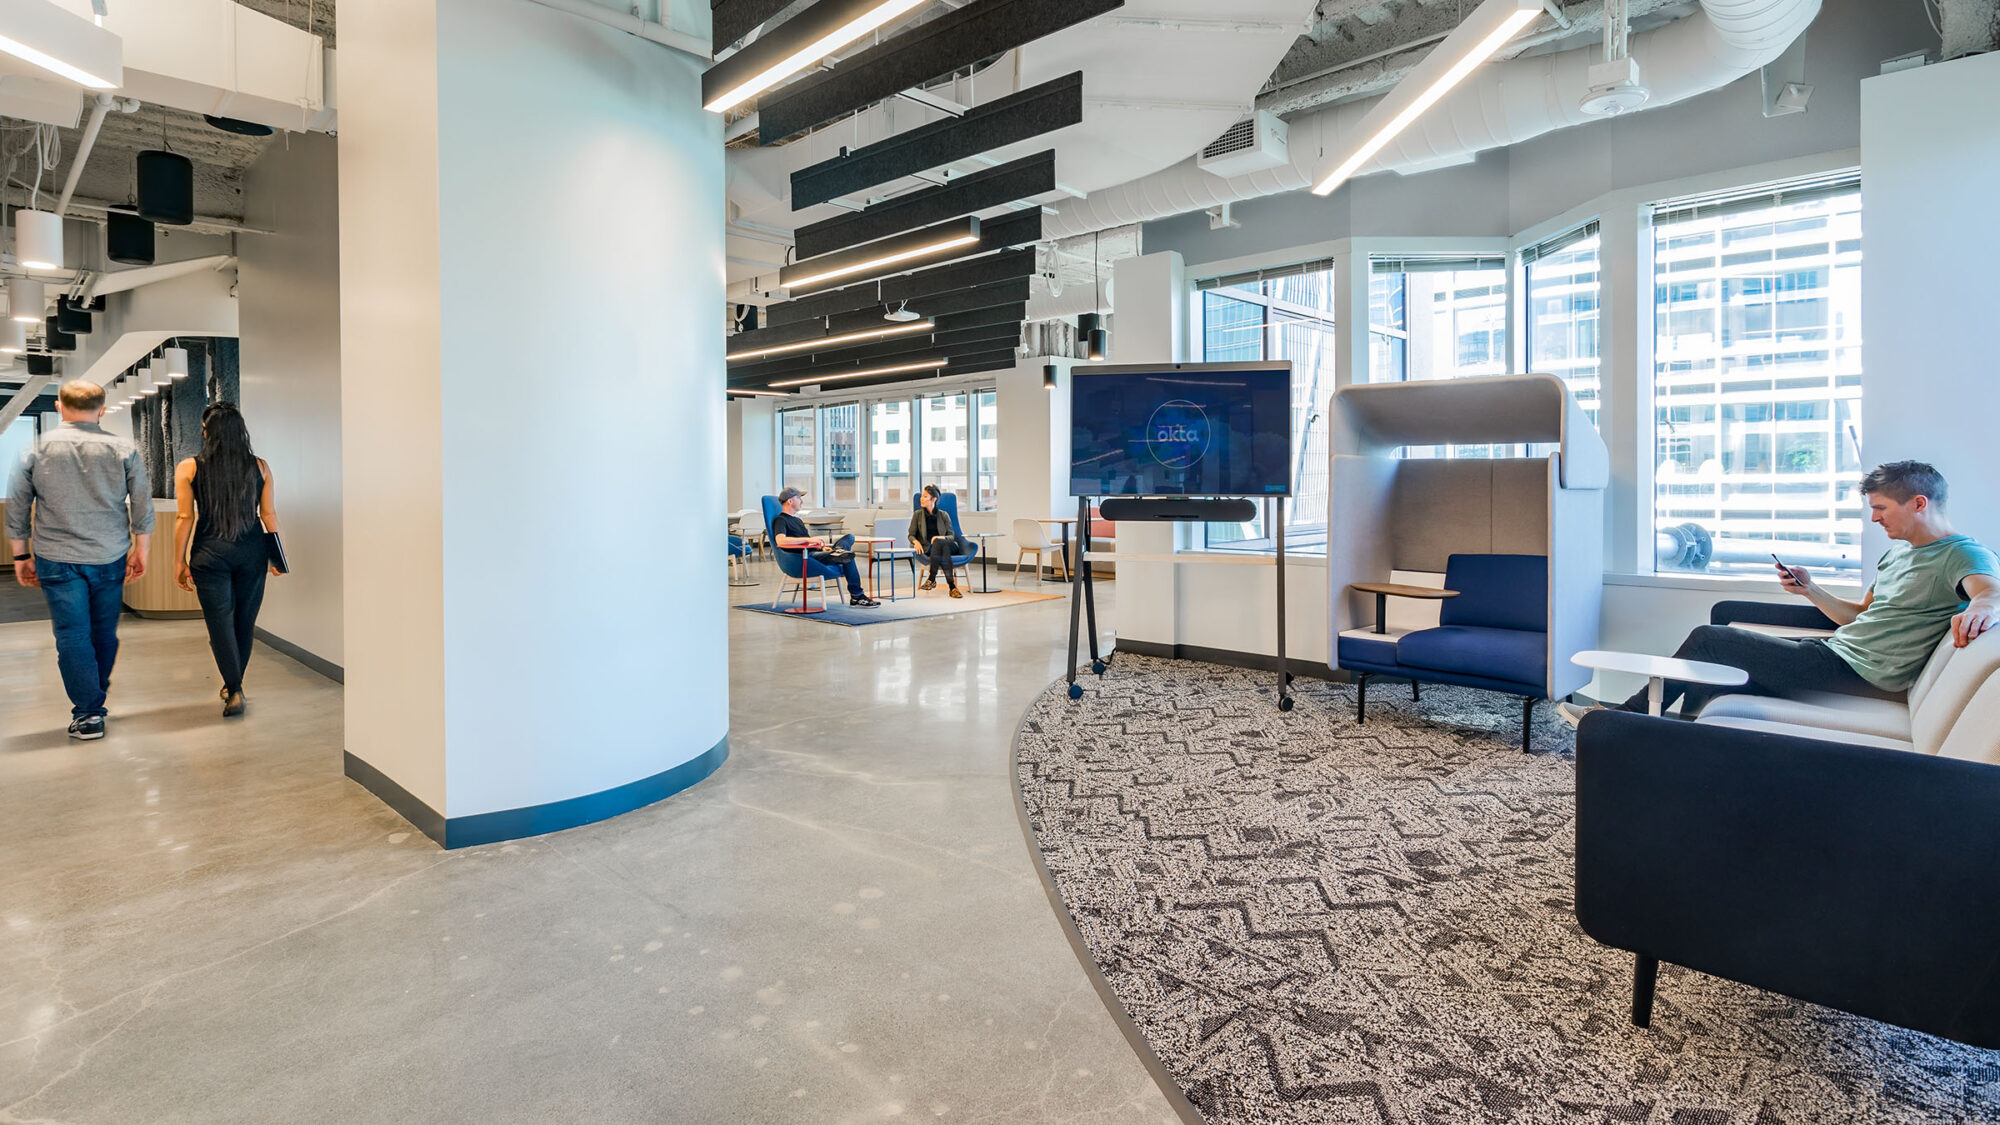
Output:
top-left (771, 487), bottom-right (878, 608)
top-left (908, 484), bottom-right (973, 599)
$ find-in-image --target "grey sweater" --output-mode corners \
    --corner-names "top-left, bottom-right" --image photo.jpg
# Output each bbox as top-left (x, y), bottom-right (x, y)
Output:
top-left (4, 422), bottom-right (154, 565)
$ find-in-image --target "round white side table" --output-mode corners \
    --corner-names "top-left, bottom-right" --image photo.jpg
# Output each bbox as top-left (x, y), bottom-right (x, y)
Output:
top-left (1571, 649), bottom-right (1749, 716)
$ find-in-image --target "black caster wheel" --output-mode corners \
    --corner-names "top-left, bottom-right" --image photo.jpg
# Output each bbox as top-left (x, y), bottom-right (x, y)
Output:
top-left (1068, 683), bottom-right (1084, 700)
top-left (1092, 660), bottom-right (1105, 675)
top-left (1278, 696), bottom-right (1295, 712)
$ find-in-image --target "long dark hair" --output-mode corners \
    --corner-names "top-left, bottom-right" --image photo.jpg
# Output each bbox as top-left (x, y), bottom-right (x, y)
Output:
top-left (198, 403), bottom-right (260, 540)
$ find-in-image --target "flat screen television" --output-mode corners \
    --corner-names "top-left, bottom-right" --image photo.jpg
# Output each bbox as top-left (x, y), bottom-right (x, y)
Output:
top-left (1069, 361), bottom-right (1292, 497)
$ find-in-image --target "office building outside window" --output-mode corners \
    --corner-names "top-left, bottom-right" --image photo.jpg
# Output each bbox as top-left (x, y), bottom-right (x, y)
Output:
top-left (1368, 255), bottom-right (1510, 458)
top-left (871, 401), bottom-right (912, 506)
top-left (821, 402), bottom-right (861, 505)
top-left (779, 406), bottom-right (816, 499)
top-left (920, 391), bottom-right (970, 501)
top-left (1523, 222), bottom-right (1602, 425)
top-left (975, 390), bottom-right (999, 511)
top-left (1650, 175), bottom-right (1863, 577)
top-left (1190, 260), bottom-right (1335, 554)
top-left (789, 387), bottom-right (998, 511)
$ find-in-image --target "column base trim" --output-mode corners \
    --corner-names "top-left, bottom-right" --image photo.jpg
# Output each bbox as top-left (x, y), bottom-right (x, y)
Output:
top-left (343, 736), bottom-right (730, 849)
top-left (255, 627), bottom-right (344, 683)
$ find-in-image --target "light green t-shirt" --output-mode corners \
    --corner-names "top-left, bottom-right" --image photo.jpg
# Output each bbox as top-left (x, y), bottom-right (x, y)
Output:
top-left (1824, 534), bottom-right (2000, 690)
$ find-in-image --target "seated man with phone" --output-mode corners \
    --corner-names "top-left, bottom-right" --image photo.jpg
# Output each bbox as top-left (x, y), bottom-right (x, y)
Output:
top-left (1562, 461), bottom-right (2000, 722)
top-left (770, 487), bottom-right (878, 608)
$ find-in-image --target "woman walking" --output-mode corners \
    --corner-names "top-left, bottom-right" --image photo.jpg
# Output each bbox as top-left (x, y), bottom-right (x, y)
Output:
top-left (174, 404), bottom-right (281, 717)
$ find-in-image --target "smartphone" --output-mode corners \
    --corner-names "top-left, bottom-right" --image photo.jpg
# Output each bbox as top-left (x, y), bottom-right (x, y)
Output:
top-left (1771, 552), bottom-right (1802, 584)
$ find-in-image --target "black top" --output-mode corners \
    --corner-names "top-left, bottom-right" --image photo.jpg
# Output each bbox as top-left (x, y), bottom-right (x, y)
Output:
top-left (916, 509), bottom-right (950, 545)
top-left (192, 457), bottom-right (264, 545)
top-left (771, 511), bottom-right (810, 553)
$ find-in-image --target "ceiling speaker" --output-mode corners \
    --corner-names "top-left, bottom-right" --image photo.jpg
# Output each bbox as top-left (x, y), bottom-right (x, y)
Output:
top-left (107, 211), bottom-right (155, 264)
top-left (26, 353), bottom-right (56, 376)
top-left (56, 297), bottom-right (91, 334)
top-left (43, 316), bottom-right (75, 353)
top-left (136, 151), bottom-right (195, 226)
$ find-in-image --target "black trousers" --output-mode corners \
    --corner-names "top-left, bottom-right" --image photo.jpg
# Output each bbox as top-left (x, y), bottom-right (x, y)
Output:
top-left (923, 536), bottom-right (971, 585)
top-left (1620, 625), bottom-right (1900, 717)
top-left (189, 536), bottom-right (268, 694)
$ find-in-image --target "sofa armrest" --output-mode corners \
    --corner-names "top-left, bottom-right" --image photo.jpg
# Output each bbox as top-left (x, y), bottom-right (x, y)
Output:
top-left (1708, 599), bottom-right (1836, 631)
top-left (1574, 709), bottom-right (2000, 1047)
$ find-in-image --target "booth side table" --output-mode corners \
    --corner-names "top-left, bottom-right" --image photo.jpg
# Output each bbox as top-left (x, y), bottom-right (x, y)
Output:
top-left (1571, 649), bottom-right (1748, 716)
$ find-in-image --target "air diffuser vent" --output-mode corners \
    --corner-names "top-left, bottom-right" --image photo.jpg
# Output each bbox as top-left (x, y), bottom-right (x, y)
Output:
top-left (1196, 111), bottom-right (1288, 177)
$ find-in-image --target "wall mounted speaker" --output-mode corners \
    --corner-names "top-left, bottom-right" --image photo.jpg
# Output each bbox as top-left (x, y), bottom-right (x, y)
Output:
top-left (43, 316), bottom-right (75, 353)
top-left (136, 150), bottom-right (195, 225)
top-left (26, 353), bottom-right (56, 376)
top-left (56, 297), bottom-right (91, 334)
top-left (107, 211), bottom-right (155, 264)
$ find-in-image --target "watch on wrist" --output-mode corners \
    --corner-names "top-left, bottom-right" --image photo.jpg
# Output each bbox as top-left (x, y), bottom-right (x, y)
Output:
top-left (12, 553), bottom-right (28, 562)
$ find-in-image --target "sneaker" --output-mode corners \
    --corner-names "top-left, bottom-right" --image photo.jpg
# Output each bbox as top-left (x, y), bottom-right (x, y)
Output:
top-left (223, 688), bottom-right (246, 718)
top-left (851, 596), bottom-right (880, 608)
top-left (68, 716), bottom-right (105, 741)
top-left (949, 587), bottom-right (963, 599)
top-left (1556, 701), bottom-right (1605, 729)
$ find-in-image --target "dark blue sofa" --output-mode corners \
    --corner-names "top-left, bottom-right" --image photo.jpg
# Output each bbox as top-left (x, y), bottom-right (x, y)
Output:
top-left (1337, 553), bottom-right (1549, 751)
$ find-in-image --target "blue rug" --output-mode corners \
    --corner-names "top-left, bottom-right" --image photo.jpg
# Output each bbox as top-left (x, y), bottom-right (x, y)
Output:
top-left (735, 588), bottom-right (1062, 626)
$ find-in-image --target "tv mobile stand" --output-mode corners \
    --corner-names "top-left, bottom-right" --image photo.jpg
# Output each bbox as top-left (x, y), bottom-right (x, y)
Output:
top-left (1064, 495), bottom-right (1294, 712)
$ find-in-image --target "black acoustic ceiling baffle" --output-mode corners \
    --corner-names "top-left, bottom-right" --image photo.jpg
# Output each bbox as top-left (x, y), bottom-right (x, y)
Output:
top-left (106, 211), bottom-right (155, 264)
top-left (712, 0), bottom-right (792, 54)
top-left (43, 316), bottom-right (75, 353)
top-left (136, 150), bottom-right (195, 226)
top-left (979, 209), bottom-right (1042, 252)
top-left (881, 246), bottom-right (1035, 304)
top-left (780, 216), bottom-right (982, 297)
top-left (26, 353), bottom-right (56, 376)
top-left (759, 0), bottom-right (1121, 142)
top-left (933, 302), bottom-right (1027, 333)
top-left (204, 115), bottom-right (274, 136)
top-left (902, 276), bottom-right (1033, 319)
top-left (790, 73), bottom-right (1082, 208)
top-left (761, 248), bottom-right (1035, 329)
top-left (793, 151), bottom-right (1057, 259)
top-left (56, 297), bottom-right (92, 334)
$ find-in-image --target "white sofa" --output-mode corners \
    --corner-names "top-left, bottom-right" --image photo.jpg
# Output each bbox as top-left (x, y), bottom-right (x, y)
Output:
top-left (1695, 628), bottom-right (2000, 765)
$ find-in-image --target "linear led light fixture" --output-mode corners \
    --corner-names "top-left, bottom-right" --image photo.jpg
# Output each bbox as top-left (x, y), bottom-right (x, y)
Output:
top-left (0, 0), bottom-right (124, 90)
top-left (727, 389), bottom-right (792, 398)
top-left (767, 357), bottom-right (947, 389)
top-left (727, 319), bottom-right (935, 362)
top-left (702, 0), bottom-right (930, 114)
top-left (780, 219), bottom-right (981, 294)
top-left (1312, 0), bottom-right (1542, 197)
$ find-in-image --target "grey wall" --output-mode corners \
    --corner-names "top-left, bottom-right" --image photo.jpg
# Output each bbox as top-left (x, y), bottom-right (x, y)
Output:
top-left (1145, 0), bottom-right (1931, 264)
top-left (240, 132), bottom-right (344, 669)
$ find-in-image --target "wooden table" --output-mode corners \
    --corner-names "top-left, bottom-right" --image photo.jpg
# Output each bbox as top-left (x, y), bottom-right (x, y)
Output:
top-left (1349, 581), bottom-right (1458, 634)
top-left (853, 537), bottom-right (897, 600)
top-left (1038, 517), bottom-right (1078, 583)
top-left (1571, 649), bottom-right (1749, 716)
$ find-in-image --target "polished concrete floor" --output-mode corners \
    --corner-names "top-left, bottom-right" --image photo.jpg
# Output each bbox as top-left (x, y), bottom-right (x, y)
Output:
top-left (0, 571), bottom-right (1179, 1124)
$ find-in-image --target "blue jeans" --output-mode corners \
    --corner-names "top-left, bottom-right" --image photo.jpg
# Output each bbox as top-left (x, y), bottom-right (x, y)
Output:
top-left (37, 557), bottom-right (127, 719)
top-left (802, 534), bottom-right (867, 598)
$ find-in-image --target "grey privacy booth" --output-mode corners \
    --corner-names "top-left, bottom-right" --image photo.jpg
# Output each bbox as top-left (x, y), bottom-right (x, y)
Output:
top-left (1328, 375), bottom-right (1608, 745)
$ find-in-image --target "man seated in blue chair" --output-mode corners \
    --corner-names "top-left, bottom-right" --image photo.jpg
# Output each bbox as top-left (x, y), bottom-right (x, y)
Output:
top-left (908, 484), bottom-right (972, 599)
top-left (770, 487), bottom-right (878, 608)
top-left (1563, 461), bottom-right (2000, 724)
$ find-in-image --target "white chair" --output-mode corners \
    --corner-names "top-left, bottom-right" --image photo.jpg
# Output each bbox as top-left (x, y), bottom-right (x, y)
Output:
top-left (1013, 518), bottom-right (1069, 587)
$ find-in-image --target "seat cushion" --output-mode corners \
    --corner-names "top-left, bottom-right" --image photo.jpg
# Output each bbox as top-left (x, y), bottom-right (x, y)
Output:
top-left (1337, 631), bottom-right (1402, 670)
top-left (1697, 715), bottom-right (1917, 754)
top-left (1396, 626), bottom-right (1547, 688)
top-left (1912, 630), bottom-right (2000, 755)
top-left (1936, 676), bottom-right (2000, 767)
top-left (1696, 692), bottom-right (1912, 742)
top-left (1440, 554), bottom-right (1547, 632)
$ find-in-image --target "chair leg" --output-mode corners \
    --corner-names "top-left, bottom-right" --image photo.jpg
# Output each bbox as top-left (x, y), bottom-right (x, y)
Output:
top-left (1356, 673), bottom-right (1368, 723)
top-left (1013, 549), bottom-right (1026, 588)
top-left (771, 576), bottom-right (786, 609)
top-left (1632, 954), bottom-right (1659, 1028)
top-left (1411, 680), bottom-right (1420, 702)
top-left (1522, 696), bottom-right (1536, 753)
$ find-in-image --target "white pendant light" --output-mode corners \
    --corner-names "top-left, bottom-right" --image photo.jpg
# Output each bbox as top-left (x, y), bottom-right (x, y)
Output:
top-left (15, 209), bottom-right (62, 270)
top-left (8, 277), bottom-right (43, 323)
top-left (148, 359), bottom-right (171, 386)
top-left (1311, 0), bottom-right (1544, 197)
top-left (163, 346), bottom-right (189, 379)
top-left (0, 319), bottom-right (24, 354)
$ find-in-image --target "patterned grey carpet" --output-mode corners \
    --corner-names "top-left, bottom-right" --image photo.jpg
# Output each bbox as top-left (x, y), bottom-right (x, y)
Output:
top-left (1014, 655), bottom-right (2000, 1125)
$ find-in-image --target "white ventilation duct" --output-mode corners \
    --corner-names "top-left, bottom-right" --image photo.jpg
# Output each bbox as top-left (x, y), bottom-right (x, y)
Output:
top-left (1045, 0), bottom-right (1822, 240)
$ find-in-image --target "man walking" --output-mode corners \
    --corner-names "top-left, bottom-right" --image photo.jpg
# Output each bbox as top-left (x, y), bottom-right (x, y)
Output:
top-left (6, 380), bottom-right (154, 740)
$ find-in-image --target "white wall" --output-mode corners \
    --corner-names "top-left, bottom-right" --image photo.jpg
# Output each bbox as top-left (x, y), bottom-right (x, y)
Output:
top-left (728, 396), bottom-right (776, 511)
top-left (240, 132), bottom-right (343, 669)
top-left (432, 0), bottom-right (726, 820)
top-left (1861, 52), bottom-right (2000, 564)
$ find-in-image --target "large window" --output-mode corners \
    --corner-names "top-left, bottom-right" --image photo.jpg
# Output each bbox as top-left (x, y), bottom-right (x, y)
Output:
top-left (779, 406), bottom-right (817, 500)
top-left (1190, 260), bottom-right (1336, 554)
top-left (780, 386), bottom-right (997, 511)
top-left (1524, 222), bottom-right (1602, 425)
top-left (1650, 175), bottom-right (1863, 576)
top-left (1369, 254), bottom-right (1511, 458)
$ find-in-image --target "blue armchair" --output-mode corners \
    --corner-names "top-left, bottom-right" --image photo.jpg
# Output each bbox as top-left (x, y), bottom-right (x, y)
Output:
top-left (1336, 553), bottom-right (1549, 751)
top-left (912, 491), bottom-right (978, 587)
top-left (761, 495), bottom-right (844, 610)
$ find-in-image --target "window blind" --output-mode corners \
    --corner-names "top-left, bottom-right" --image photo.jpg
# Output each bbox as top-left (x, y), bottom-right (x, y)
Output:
top-left (1653, 173), bottom-right (1860, 226)
top-left (1369, 254), bottom-right (1506, 275)
top-left (1195, 257), bottom-right (1336, 291)
top-left (1519, 220), bottom-right (1600, 264)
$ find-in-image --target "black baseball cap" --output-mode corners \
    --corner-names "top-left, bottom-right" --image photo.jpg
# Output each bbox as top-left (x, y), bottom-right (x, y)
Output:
top-left (778, 487), bottom-right (806, 505)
